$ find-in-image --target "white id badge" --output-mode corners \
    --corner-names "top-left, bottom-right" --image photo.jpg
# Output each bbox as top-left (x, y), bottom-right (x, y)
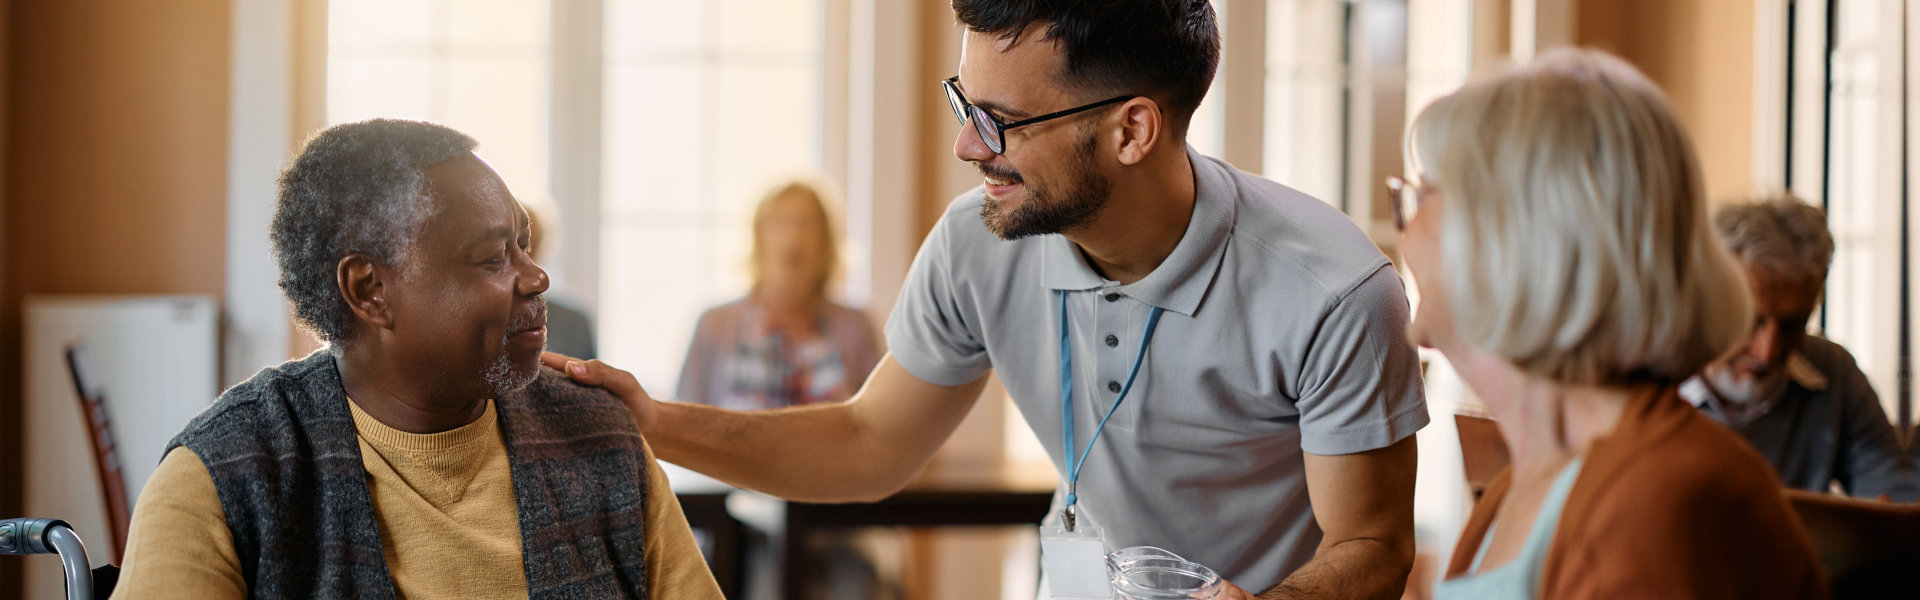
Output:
top-left (1040, 521), bottom-right (1110, 599)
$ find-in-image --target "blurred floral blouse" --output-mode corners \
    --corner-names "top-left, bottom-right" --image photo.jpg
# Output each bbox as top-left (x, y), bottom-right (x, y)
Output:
top-left (676, 298), bottom-right (882, 410)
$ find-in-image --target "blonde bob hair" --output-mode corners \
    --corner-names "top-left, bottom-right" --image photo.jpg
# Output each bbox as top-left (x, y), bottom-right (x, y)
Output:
top-left (748, 178), bottom-right (844, 300)
top-left (1408, 49), bottom-right (1751, 385)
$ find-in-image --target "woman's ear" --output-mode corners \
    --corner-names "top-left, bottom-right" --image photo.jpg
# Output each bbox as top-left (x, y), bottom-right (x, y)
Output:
top-left (337, 253), bottom-right (395, 332)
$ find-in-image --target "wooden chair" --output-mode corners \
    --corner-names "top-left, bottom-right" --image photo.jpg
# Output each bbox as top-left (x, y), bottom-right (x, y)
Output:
top-left (1454, 412), bottom-right (1509, 503)
top-left (1782, 488), bottom-right (1920, 599)
top-left (65, 344), bottom-right (131, 563)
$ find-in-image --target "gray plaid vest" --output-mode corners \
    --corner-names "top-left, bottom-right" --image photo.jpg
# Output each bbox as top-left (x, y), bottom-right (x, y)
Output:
top-left (168, 351), bottom-right (652, 599)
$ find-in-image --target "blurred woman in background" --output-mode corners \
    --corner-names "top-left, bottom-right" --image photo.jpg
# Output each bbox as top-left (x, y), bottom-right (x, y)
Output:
top-left (1396, 49), bottom-right (1827, 598)
top-left (675, 179), bottom-right (895, 600)
top-left (677, 179), bottom-right (881, 411)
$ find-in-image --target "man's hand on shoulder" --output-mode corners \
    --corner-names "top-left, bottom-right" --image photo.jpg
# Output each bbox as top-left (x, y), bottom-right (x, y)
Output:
top-left (542, 352), bottom-right (659, 432)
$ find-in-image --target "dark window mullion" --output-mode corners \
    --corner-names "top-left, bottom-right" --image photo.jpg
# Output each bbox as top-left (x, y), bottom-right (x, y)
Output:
top-left (1899, 0), bottom-right (1913, 437)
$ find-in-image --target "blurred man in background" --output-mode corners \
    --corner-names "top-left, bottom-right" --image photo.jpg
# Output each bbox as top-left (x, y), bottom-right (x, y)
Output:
top-left (1684, 195), bottom-right (1916, 501)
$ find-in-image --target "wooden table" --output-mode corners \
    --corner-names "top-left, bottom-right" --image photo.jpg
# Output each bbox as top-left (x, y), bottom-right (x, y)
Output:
top-left (666, 461), bottom-right (1059, 599)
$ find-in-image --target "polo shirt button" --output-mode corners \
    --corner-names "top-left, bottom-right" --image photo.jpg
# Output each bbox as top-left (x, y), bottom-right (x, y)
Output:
top-left (1104, 293), bottom-right (1121, 302)
top-left (1105, 334), bottom-right (1119, 347)
top-left (1107, 381), bottom-right (1122, 393)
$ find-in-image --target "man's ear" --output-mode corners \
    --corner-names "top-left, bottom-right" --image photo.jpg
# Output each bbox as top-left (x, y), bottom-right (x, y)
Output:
top-left (337, 253), bottom-right (395, 332)
top-left (1112, 97), bottom-right (1164, 166)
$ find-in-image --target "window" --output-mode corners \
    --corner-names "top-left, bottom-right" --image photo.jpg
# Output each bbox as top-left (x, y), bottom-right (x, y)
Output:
top-left (1785, 0), bottom-right (1912, 427)
top-left (598, 0), bottom-right (828, 393)
top-left (326, 0), bottom-right (553, 207)
top-left (1261, 0), bottom-right (1429, 245)
top-left (1262, 0), bottom-right (1349, 205)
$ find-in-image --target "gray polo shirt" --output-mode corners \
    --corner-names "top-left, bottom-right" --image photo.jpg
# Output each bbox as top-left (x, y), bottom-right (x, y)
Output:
top-left (887, 148), bottom-right (1428, 590)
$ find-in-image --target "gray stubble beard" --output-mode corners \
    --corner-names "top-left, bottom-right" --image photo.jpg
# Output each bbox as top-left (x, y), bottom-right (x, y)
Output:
top-left (482, 296), bottom-right (548, 397)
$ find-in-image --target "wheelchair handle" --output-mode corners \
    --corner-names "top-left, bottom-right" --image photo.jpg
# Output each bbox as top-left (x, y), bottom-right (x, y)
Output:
top-left (1, 518), bottom-right (95, 600)
top-left (1, 518), bottom-right (64, 555)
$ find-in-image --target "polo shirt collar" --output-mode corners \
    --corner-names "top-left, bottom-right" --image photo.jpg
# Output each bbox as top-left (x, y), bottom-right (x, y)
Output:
top-left (1041, 146), bottom-right (1235, 317)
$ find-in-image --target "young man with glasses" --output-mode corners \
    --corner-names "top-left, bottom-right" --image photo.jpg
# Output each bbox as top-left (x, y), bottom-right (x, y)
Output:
top-left (554, 2), bottom-right (1425, 598)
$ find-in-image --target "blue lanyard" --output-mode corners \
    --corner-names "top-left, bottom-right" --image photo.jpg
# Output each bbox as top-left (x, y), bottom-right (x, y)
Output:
top-left (1058, 290), bottom-right (1163, 529)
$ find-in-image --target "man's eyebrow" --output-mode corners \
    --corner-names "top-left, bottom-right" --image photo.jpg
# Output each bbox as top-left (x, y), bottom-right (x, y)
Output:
top-left (467, 227), bottom-right (515, 250)
top-left (955, 81), bottom-right (1030, 119)
top-left (974, 99), bottom-right (1030, 120)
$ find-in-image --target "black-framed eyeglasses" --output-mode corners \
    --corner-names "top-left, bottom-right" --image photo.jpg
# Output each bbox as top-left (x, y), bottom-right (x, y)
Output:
top-left (942, 76), bottom-right (1134, 155)
top-left (1385, 175), bottom-right (1424, 231)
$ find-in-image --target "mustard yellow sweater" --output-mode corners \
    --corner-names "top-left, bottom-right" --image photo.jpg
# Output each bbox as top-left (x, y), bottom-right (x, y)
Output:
top-left (112, 400), bottom-right (721, 599)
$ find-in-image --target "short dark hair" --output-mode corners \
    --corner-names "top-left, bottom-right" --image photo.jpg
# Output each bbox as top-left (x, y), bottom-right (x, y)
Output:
top-left (271, 119), bottom-right (478, 348)
top-left (952, 0), bottom-right (1220, 134)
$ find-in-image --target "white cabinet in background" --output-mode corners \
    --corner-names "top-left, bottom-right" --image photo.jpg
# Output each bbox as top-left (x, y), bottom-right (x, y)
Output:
top-left (22, 294), bottom-right (218, 598)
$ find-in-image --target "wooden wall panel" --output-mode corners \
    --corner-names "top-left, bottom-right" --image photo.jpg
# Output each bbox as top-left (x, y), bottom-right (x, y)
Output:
top-left (3, 2), bottom-right (231, 596)
top-left (1579, 0), bottom-right (1758, 202)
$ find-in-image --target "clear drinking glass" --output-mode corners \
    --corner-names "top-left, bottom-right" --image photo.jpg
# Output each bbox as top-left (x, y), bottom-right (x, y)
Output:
top-left (1106, 546), bottom-right (1224, 600)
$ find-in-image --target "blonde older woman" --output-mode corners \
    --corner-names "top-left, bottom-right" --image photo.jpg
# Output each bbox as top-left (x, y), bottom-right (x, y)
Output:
top-left (1395, 50), bottom-right (1828, 598)
top-left (677, 180), bottom-right (881, 411)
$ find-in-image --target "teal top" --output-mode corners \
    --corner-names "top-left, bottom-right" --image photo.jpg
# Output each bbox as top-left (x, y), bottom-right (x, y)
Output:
top-left (1434, 458), bottom-right (1585, 600)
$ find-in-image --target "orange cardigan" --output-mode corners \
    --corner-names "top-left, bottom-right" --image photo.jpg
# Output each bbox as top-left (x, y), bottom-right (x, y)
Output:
top-left (1444, 385), bottom-right (1830, 599)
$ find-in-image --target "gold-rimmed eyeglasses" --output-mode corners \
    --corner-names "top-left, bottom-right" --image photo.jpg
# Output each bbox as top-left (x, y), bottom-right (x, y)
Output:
top-left (1384, 176), bottom-right (1425, 231)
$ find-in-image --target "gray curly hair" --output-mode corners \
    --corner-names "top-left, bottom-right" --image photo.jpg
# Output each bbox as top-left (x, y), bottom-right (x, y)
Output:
top-left (271, 119), bottom-right (478, 347)
top-left (1713, 194), bottom-right (1836, 285)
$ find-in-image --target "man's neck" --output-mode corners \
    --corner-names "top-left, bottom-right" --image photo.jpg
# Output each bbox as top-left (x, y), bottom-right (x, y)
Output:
top-left (1064, 149), bottom-right (1197, 285)
top-left (336, 345), bottom-right (490, 434)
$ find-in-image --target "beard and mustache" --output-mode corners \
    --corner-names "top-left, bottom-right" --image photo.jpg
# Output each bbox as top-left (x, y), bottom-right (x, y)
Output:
top-left (1702, 360), bottom-right (1790, 429)
top-left (1705, 361), bottom-right (1791, 405)
top-left (481, 295), bottom-right (548, 397)
top-left (978, 132), bottom-right (1111, 240)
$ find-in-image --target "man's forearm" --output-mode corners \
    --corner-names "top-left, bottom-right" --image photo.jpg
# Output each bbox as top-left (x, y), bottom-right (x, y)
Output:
top-left (645, 401), bottom-right (912, 503)
top-left (579, 354), bottom-right (986, 504)
top-left (1258, 538), bottom-right (1412, 600)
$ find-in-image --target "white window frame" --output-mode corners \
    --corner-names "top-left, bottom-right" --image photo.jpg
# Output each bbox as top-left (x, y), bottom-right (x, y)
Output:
top-left (1784, 0), bottom-right (1910, 428)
